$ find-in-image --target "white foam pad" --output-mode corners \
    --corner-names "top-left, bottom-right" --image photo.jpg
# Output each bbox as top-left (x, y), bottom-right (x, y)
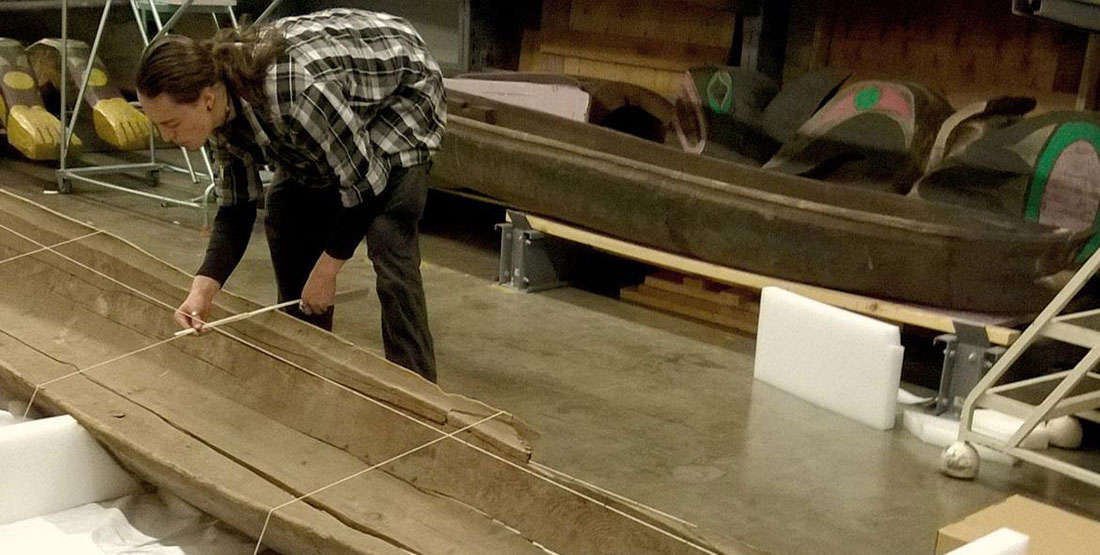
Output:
top-left (902, 409), bottom-right (1017, 465)
top-left (0, 491), bottom-right (255, 554)
top-left (0, 415), bottom-right (141, 525)
top-left (754, 287), bottom-right (904, 430)
top-left (973, 409), bottom-right (1049, 450)
top-left (443, 78), bottom-right (592, 121)
top-left (946, 527), bottom-right (1029, 555)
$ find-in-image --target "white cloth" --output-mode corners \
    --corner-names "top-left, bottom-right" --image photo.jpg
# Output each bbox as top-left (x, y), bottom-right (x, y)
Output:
top-left (0, 491), bottom-right (259, 555)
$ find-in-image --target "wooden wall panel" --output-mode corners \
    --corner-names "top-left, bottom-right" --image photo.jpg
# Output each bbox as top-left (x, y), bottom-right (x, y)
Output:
top-left (539, 30), bottom-right (728, 72)
top-left (519, 0), bottom-right (737, 99)
top-left (561, 58), bottom-right (685, 98)
top-left (817, 0), bottom-right (1086, 109)
top-left (568, 0), bottom-right (735, 48)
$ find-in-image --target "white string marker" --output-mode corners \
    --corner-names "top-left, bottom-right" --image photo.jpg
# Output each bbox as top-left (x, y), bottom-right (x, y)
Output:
top-left (174, 288), bottom-right (371, 337)
top-left (0, 231), bottom-right (103, 267)
top-left (174, 300), bottom-right (299, 337)
top-left (252, 410), bottom-right (506, 555)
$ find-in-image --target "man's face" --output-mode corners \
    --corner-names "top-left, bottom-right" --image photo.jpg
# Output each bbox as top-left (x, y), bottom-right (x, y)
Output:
top-left (139, 87), bottom-right (217, 151)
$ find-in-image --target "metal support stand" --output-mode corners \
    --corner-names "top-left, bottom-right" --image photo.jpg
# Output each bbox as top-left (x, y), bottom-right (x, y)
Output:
top-left (496, 210), bottom-right (575, 293)
top-left (934, 322), bottom-right (1006, 415)
top-left (941, 245), bottom-right (1100, 485)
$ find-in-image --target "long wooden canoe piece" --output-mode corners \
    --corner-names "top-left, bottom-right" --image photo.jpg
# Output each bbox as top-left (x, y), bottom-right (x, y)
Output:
top-left (436, 90), bottom-right (1087, 314)
top-left (0, 189), bottom-right (743, 554)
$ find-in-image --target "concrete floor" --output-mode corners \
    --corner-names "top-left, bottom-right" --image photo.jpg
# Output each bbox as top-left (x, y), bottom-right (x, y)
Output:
top-left (2, 150), bottom-right (1099, 555)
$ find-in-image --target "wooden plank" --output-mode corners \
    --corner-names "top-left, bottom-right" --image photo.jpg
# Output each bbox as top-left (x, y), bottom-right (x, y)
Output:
top-left (634, 282), bottom-right (756, 321)
top-left (561, 58), bottom-right (683, 98)
top-left (84, 351), bottom-right (548, 555)
top-left (1077, 33), bottom-right (1100, 111)
top-left (645, 271), bottom-right (760, 312)
top-left (541, 0), bottom-right (572, 31)
top-left (0, 189), bottom-right (739, 555)
top-left (0, 342), bottom-right (404, 555)
top-left (524, 213), bottom-right (1021, 346)
top-left (519, 29), bottom-right (553, 73)
top-left (669, 0), bottom-right (741, 9)
top-left (540, 29), bottom-right (729, 72)
top-left (569, 0), bottom-right (735, 49)
top-left (621, 285), bottom-right (758, 334)
top-left (820, 0), bottom-right (1085, 103)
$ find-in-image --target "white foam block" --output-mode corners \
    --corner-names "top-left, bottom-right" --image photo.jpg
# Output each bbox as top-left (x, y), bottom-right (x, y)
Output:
top-left (754, 287), bottom-right (904, 430)
top-left (0, 491), bottom-right (256, 555)
top-left (902, 409), bottom-right (1017, 465)
top-left (946, 527), bottom-right (1029, 555)
top-left (973, 409), bottom-right (1049, 450)
top-left (0, 415), bottom-right (141, 525)
top-left (443, 78), bottom-right (592, 121)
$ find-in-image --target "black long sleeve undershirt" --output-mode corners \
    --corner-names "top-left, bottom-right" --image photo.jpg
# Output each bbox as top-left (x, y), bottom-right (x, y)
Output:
top-left (325, 201), bottom-right (372, 261)
top-left (197, 199), bottom-right (372, 285)
top-left (197, 202), bottom-right (257, 285)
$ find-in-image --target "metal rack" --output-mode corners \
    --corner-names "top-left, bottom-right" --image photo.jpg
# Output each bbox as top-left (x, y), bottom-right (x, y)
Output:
top-left (52, 0), bottom-right (218, 227)
top-left (943, 245), bottom-right (1100, 486)
top-left (52, 0), bottom-right (281, 228)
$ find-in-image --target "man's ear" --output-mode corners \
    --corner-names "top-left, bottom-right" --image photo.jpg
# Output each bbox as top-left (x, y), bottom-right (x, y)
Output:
top-left (202, 86), bottom-right (217, 112)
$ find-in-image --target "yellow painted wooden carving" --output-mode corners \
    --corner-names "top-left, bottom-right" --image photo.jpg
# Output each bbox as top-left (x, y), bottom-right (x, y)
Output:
top-left (92, 97), bottom-right (150, 150)
top-left (7, 104), bottom-right (81, 160)
top-left (3, 70), bottom-right (34, 90)
top-left (88, 67), bottom-right (107, 88)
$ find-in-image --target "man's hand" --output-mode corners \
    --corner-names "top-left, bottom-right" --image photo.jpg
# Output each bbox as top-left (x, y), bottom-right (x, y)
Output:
top-left (301, 253), bottom-right (345, 315)
top-left (175, 275), bottom-right (221, 334)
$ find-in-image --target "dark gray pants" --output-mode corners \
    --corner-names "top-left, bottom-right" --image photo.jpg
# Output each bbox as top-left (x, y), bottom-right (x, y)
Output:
top-left (264, 165), bottom-right (436, 382)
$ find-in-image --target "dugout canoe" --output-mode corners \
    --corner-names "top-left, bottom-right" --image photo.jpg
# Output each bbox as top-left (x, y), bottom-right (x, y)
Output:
top-left (435, 89), bottom-right (1088, 313)
top-left (0, 189), bottom-right (741, 555)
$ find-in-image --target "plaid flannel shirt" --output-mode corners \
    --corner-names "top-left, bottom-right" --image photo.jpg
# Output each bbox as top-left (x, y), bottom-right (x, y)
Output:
top-left (208, 8), bottom-right (446, 208)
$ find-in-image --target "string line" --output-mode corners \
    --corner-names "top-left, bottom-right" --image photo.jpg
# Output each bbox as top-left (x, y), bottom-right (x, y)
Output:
top-left (0, 222), bottom-right (178, 313)
top-left (214, 327), bottom-right (720, 555)
top-left (23, 336), bottom-right (180, 419)
top-left (251, 410), bottom-right (505, 555)
top-left (0, 219), bottom-right (719, 554)
top-left (0, 230), bottom-right (103, 267)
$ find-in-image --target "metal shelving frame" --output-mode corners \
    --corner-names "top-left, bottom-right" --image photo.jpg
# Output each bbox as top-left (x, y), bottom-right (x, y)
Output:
top-left (54, 0), bottom-right (240, 229)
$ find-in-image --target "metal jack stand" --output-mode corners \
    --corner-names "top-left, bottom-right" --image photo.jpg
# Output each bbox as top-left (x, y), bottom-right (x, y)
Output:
top-left (933, 322), bottom-right (1006, 415)
top-left (942, 246), bottom-right (1100, 485)
top-left (496, 210), bottom-right (576, 292)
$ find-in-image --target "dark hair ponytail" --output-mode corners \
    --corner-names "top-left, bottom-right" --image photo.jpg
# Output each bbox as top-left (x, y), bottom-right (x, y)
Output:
top-left (136, 21), bottom-right (287, 108)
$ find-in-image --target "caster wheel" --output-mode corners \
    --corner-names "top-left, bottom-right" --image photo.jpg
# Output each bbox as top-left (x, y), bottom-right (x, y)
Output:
top-left (58, 178), bottom-right (72, 194)
top-left (148, 169), bottom-right (161, 186)
top-left (940, 441), bottom-right (979, 479)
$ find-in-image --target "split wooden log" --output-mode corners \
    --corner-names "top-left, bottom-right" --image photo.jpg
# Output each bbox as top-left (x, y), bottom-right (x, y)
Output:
top-left (0, 189), bottom-right (742, 555)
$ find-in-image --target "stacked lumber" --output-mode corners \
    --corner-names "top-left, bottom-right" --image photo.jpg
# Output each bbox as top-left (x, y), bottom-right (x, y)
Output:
top-left (520, 0), bottom-right (739, 98)
top-left (621, 270), bottom-right (759, 335)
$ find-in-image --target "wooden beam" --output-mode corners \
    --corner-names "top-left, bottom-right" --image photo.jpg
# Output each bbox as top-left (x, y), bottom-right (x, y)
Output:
top-left (540, 29), bottom-right (729, 72)
top-left (622, 283), bottom-right (758, 334)
top-left (1077, 33), bottom-right (1100, 111)
top-left (568, 0), bottom-right (736, 48)
top-left (522, 213), bottom-right (1020, 346)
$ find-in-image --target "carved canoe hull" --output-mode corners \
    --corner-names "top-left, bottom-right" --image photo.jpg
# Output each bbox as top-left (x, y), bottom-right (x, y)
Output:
top-left (0, 190), bottom-right (739, 555)
top-left (435, 90), bottom-right (1086, 313)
